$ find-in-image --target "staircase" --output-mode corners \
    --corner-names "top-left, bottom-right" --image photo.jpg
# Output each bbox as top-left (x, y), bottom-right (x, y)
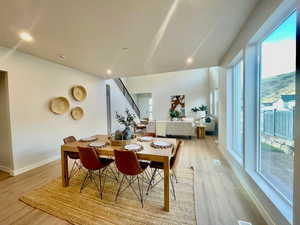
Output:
top-left (113, 78), bottom-right (141, 118)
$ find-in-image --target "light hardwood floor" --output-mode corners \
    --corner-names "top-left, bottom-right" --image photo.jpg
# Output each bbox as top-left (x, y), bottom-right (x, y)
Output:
top-left (0, 137), bottom-right (266, 225)
top-left (0, 171), bottom-right (10, 181)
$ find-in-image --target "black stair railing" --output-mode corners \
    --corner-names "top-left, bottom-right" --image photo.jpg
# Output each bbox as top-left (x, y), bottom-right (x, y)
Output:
top-left (113, 78), bottom-right (141, 118)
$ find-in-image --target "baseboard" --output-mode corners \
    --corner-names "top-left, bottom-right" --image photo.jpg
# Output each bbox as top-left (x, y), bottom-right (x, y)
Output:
top-left (11, 154), bottom-right (60, 176)
top-left (218, 145), bottom-right (280, 225)
top-left (0, 164), bottom-right (12, 174)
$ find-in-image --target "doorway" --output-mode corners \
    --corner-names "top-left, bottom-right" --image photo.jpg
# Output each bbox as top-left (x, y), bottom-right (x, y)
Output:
top-left (132, 93), bottom-right (152, 120)
top-left (0, 70), bottom-right (13, 175)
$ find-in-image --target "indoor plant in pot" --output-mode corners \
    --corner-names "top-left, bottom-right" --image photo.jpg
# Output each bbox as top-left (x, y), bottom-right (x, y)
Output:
top-left (112, 109), bottom-right (136, 146)
top-left (199, 104), bottom-right (208, 118)
top-left (191, 105), bottom-right (208, 119)
top-left (169, 109), bottom-right (180, 121)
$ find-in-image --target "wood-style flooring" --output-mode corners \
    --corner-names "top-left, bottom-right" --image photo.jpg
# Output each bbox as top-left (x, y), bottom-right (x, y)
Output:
top-left (0, 171), bottom-right (10, 181)
top-left (0, 137), bottom-right (266, 225)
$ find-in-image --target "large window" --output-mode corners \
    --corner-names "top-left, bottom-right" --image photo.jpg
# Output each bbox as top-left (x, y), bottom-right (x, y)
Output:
top-left (231, 60), bottom-right (244, 158)
top-left (258, 11), bottom-right (296, 203)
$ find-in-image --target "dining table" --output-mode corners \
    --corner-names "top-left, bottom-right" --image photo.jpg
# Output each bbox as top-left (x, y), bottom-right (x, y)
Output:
top-left (60, 134), bottom-right (177, 212)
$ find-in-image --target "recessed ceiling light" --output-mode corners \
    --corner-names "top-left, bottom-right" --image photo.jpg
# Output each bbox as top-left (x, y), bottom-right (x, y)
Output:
top-left (106, 69), bottom-right (112, 75)
top-left (186, 57), bottom-right (193, 64)
top-left (19, 32), bottom-right (33, 42)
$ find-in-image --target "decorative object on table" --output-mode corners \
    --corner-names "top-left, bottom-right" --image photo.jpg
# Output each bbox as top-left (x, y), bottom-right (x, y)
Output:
top-left (79, 136), bottom-right (97, 142)
top-left (88, 141), bottom-right (107, 148)
top-left (114, 109), bottom-right (136, 140)
top-left (49, 97), bottom-right (70, 115)
top-left (170, 95), bottom-right (185, 117)
top-left (124, 143), bottom-right (143, 152)
top-left (71, 107), bottom-right (84, 120)
top-left (110, 109), bottom-right (136, 146)
top-left (205, 116), bottom-right (212, 123)
top-left (151, 140), bottom-right (172, 149)
top-left (169, 109), bottom-right (180, 120)
top-left (191, 104), bottom-right (208, 119)
top-left (201, 116), bottom-right (216, 134)
top-left (71, 85), bottom-right (87, 101)
top-left (137, 136), bottom-right (153, 142)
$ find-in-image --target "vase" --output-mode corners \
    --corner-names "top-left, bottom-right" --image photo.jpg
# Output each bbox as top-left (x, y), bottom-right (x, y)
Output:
top-left (123, 127), bottom-right (132, 140)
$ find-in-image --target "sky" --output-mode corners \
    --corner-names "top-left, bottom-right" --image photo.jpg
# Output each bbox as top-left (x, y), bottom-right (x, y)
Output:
top-left (261, 11), bottom-right (296, 78)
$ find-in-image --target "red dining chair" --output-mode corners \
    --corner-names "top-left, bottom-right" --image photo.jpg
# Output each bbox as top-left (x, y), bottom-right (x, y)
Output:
top-left (63, 136), bottom-right (82, 179)
top-left (146, 140), bottom-right (183, 200)
top-left (114, 149), bottom-right (149, 207)
top-left (143, 132), bottom-right (156, 137)
top-left (78, 146), bottom-right (114, 199)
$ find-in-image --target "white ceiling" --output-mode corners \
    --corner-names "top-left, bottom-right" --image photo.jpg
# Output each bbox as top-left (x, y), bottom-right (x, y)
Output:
top-left (0, 0), bottom-right (258, 78)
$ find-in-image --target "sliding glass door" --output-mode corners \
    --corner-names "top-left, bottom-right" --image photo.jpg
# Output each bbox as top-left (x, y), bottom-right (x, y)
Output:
top-left (258, 11), bottom-right (296, 202)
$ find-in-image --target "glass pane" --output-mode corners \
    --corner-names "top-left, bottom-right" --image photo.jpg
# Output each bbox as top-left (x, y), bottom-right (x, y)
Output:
top-left (232, 60), bottom-right (244, 157)
top-left (259, 11), bottom-right (296, 202)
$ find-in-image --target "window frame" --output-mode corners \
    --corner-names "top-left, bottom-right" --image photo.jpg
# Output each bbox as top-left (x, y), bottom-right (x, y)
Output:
top-left (229, 59), bottom-right (244, 162)
top-left (255, 10), bottom-right (296, 206)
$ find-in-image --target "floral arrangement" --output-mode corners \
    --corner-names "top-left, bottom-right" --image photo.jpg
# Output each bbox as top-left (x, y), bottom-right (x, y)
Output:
top-left (114, 109), bottom-right (136, 140)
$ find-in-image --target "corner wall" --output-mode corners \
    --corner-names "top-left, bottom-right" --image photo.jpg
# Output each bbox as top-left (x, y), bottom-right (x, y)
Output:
top-left (0, 47), bottom-right (107, 174)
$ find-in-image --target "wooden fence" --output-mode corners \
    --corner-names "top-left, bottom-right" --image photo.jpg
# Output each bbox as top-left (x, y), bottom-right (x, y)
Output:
top-left (262, 109), bottom-right (294, 140)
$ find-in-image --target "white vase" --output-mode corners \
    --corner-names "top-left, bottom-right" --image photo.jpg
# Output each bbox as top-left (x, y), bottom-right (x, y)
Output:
top-left (199, 111), bottom-right (206, 118)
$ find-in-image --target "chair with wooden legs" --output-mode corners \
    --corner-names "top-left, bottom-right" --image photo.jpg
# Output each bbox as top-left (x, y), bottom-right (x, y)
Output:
top-left (114, 149), bottom-right (149, 207)
top-left (63, 136), bottom-right (82, 179)
top-left (146, 140), bottom-right (183, 200)
top-left (78, 146), bottom-right (114, 199)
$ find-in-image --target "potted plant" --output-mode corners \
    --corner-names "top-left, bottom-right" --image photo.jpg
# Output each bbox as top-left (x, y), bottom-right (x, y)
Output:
top-left (199, 105), bottom-right (208, 118)
top-left (191, 105), bottom-right (207, 119)
top-left (169, 109), bottom-right (180, 120)
top-left (112, 109), bottom-right (136, 146)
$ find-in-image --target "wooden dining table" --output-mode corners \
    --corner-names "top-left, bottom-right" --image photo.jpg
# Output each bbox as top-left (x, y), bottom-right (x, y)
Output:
top-left (60, 135), bottom-right (177, 212)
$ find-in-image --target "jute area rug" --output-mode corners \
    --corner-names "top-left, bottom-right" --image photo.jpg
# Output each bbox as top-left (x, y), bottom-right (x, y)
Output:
top-left (20, 168), bottom-right (196, 225)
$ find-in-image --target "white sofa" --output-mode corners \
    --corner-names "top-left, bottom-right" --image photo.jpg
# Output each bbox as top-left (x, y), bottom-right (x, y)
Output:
top-left (146, 120), bottom-right (195, 138)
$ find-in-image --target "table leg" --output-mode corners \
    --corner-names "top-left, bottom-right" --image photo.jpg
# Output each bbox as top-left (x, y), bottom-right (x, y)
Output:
top-left (163, 158), bottom-right (170, 211)
top-left (61, 149), bottom-right (69, 187)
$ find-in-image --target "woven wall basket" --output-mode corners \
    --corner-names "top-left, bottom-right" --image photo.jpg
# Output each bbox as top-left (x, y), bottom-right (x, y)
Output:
top-left (49, 97), bottom-right (70, 115)
top-left (71, 107), bottom-right (84, 120)
top-left (72, 85), bottom-right (87, 101)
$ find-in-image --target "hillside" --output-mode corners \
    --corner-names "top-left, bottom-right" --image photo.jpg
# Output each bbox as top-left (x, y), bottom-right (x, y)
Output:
top-left (261, 72), bottom-right (295, 103)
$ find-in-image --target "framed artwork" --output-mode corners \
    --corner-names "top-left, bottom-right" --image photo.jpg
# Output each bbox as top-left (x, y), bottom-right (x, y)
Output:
top-left (171, 95), bottom-right (185, 117)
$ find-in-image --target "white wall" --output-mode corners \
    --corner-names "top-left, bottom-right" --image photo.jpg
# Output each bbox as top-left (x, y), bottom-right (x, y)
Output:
top-left (0, 71), bottom-right (13, 172)
top-left (126, 69), bottom-right (209, 120)
top-left (0, 47), bottom-right (107, 174)
top-left (221, 0), bottom-right (284, 66)
top-left (135, 93), bottom-right (151, 119)
top-left (105, 79), bottom-right (137, 133)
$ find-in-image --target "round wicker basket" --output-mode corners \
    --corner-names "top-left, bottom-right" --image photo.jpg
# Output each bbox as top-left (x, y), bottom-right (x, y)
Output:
top-left (71, 107), bottom-right (84, 120)
top-left (72, 85), bottom-right (87, 101)
top-left (49, 97), bottom-right (70, 115)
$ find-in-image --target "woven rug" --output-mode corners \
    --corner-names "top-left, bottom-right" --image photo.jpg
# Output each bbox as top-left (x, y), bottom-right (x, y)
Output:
top-left (20, 168), bottom-right (196, 225)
